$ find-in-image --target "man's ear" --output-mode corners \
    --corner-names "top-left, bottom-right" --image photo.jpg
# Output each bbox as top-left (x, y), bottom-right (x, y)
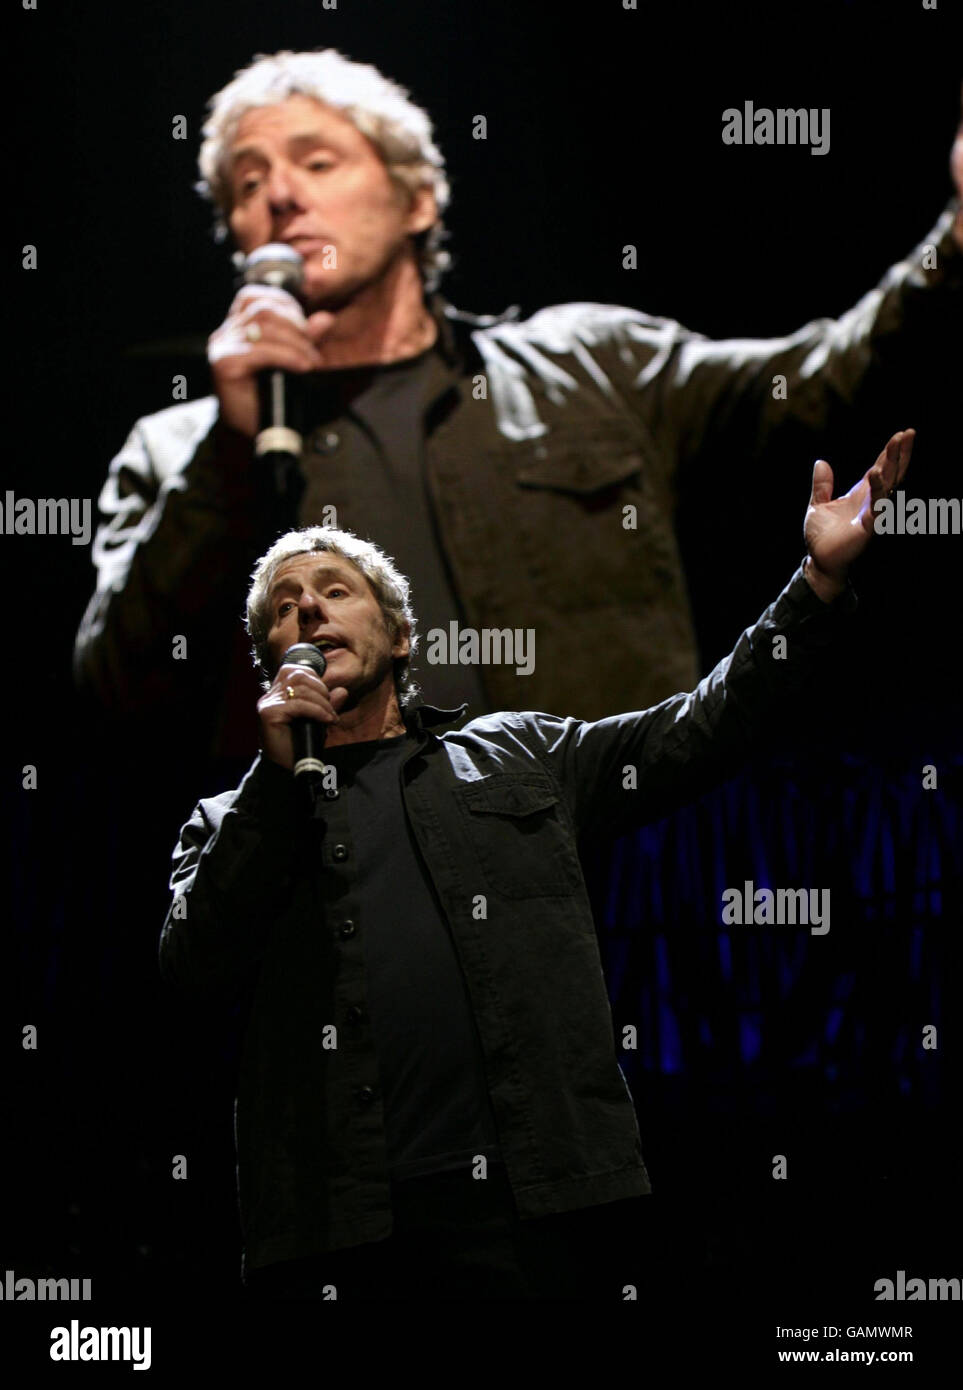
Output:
top-left (392, 620), bottom-right (412, 660)
top-left (405, 184), bottom-right (438, 237)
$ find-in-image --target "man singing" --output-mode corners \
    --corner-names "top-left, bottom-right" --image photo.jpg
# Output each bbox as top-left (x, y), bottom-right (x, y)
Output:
top-left (158, 427), bottom-right (912, 1300)
top-left (76, 48), bottom-right (961, 739)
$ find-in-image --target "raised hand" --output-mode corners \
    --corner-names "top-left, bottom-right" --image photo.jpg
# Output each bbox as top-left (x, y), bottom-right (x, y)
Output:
top-left (951, 84), bottom-right (963, 251)
top-left (802, 428), bottom-right (915, 600)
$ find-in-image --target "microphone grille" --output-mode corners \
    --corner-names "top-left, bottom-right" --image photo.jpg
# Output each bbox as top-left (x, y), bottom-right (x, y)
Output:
top-left (281, 643), bottom-right (327, 678)
top-left (243, 243), bottom-right (305, 295)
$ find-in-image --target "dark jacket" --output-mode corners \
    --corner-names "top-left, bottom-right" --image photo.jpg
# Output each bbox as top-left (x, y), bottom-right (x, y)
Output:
top-left (158, 564), bottom-right (856, 1277)
top-left (76, 201), bottom-right (959, 728)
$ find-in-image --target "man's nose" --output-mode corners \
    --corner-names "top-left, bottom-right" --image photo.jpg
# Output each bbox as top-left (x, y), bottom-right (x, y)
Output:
top-left (298, 591), bottom-right (326, 623)
top-left (265, 162), bottom-right (305, 214)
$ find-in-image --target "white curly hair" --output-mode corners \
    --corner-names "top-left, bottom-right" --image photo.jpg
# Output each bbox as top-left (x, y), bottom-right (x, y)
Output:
top-left (245, 524), bottom-right (421, 708)
top-left (195, 48), bottom-right (452, 291)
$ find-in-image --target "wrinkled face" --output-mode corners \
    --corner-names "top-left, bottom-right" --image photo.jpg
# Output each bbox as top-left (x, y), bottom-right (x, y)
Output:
top-left (265, 552), bottom-right (409, 702)
top-left (225, 95), bottom-right (437, 307)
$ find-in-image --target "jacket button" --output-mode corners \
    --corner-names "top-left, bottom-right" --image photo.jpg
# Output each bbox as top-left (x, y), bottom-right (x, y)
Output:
top-left (346, 1005), bottom-right (365, 1024)
top-left (332, 843), bottom-right (349, 862)
top-left (338, 920), bottom-right (356, 939)
top-left (356, 1086), bottom-right (376, 1105)
top-left (312, 428), bottom-right (341, 454)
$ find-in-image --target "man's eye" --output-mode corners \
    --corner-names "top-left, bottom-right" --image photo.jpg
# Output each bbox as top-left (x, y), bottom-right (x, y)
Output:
top-left (328, 588), bottom-right (347, 598)
top-left (308, 159), bottom-right (333, 171)
top-left (277, 601), bottom-right (295, 616)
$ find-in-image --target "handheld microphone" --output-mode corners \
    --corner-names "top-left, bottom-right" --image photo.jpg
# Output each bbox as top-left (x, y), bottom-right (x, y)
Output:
top-left (242, 243), bottom-right (306, 465)
top-left (281, 642), bottom-right (329, 785)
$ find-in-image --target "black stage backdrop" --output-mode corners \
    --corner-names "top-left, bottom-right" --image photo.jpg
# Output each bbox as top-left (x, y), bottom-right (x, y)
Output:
top-left (6, 0), bottom-right (962, 1369)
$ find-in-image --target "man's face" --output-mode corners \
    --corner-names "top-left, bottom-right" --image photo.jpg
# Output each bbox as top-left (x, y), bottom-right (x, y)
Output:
top-left (226, 95), bottom-right (437, 307)
top-left (265, 552), bottom-right (409, 703)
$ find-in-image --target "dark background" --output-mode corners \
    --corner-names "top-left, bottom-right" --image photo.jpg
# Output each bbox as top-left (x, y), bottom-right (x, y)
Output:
top-left (7, 0), bottom-right (962, 1361)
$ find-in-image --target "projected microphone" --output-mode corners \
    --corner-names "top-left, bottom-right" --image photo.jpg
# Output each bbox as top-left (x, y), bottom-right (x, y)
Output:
top-left (242, 243), bottom-right (306, 465)
top-left (282, 642), bottom-right (329, 786)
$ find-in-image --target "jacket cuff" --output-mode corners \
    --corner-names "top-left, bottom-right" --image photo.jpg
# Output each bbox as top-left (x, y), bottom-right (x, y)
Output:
top-left (778, 561), bottom-right (859, 627)
top-left (233, 754), bottom-right (303, 843)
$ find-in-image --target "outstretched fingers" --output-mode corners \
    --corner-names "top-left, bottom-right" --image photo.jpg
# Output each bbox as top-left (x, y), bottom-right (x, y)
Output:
top-left (895, 427), bottom-right (915, 486)
top-left (810, 459), bottom-right (835, 507)
top-left (869, 428), bottom-right (915, 504)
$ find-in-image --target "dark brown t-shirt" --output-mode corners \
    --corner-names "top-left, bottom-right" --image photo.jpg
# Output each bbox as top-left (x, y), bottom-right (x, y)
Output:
top-left (299, 347), bottom-right (488, 715)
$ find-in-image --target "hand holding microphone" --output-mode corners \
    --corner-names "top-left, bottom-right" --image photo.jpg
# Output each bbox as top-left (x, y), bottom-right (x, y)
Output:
top-left (207, 244), bottom-right (336, 440)
top-left (258, 643), bottom-right (350, 783)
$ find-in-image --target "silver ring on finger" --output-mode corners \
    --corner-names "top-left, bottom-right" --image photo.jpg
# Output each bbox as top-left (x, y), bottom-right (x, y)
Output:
top-left (245, 323), bottom-right (263, 343)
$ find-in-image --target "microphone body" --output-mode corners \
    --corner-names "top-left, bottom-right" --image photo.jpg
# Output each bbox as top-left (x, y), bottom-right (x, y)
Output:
top-left (242, 244), bottom-right (307, 500)
top-left (281, 643), bottom-right (329, 785)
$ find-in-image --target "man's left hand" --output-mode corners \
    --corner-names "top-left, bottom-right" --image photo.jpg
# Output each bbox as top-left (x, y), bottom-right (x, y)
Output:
top-left (802, 428), bottom-right (915, 601)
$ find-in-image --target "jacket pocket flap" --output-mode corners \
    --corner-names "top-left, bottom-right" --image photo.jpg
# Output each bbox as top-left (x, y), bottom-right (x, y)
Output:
top-left (459, 779), bottom-right (560, 817)
top-left (514, 437), bottom-right (642, 494)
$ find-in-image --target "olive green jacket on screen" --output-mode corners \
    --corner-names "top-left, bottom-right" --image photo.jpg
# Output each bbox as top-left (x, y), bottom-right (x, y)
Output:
top-left (75, 199), bottom-right (960, 727)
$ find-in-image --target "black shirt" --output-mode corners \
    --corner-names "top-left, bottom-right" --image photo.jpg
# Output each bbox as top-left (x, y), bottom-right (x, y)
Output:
top-left (322, 732), bottom-right (503, 1181)
top-left (301, 348), bottom-right (488, 714)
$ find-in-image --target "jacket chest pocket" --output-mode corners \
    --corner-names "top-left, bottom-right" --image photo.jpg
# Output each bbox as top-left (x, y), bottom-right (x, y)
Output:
top-left (454, 777), bottom-right (582, 900)
top-left (501, 424), bottom-right (678, 604)
top-left (513, 426), bottom-right (644, 495)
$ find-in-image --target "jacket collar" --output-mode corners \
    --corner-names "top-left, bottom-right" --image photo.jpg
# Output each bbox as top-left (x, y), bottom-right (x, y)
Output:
top-left (426, 292), bottom-right (521, 373)
top-left (403, 699), bottom-right (470, 740)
